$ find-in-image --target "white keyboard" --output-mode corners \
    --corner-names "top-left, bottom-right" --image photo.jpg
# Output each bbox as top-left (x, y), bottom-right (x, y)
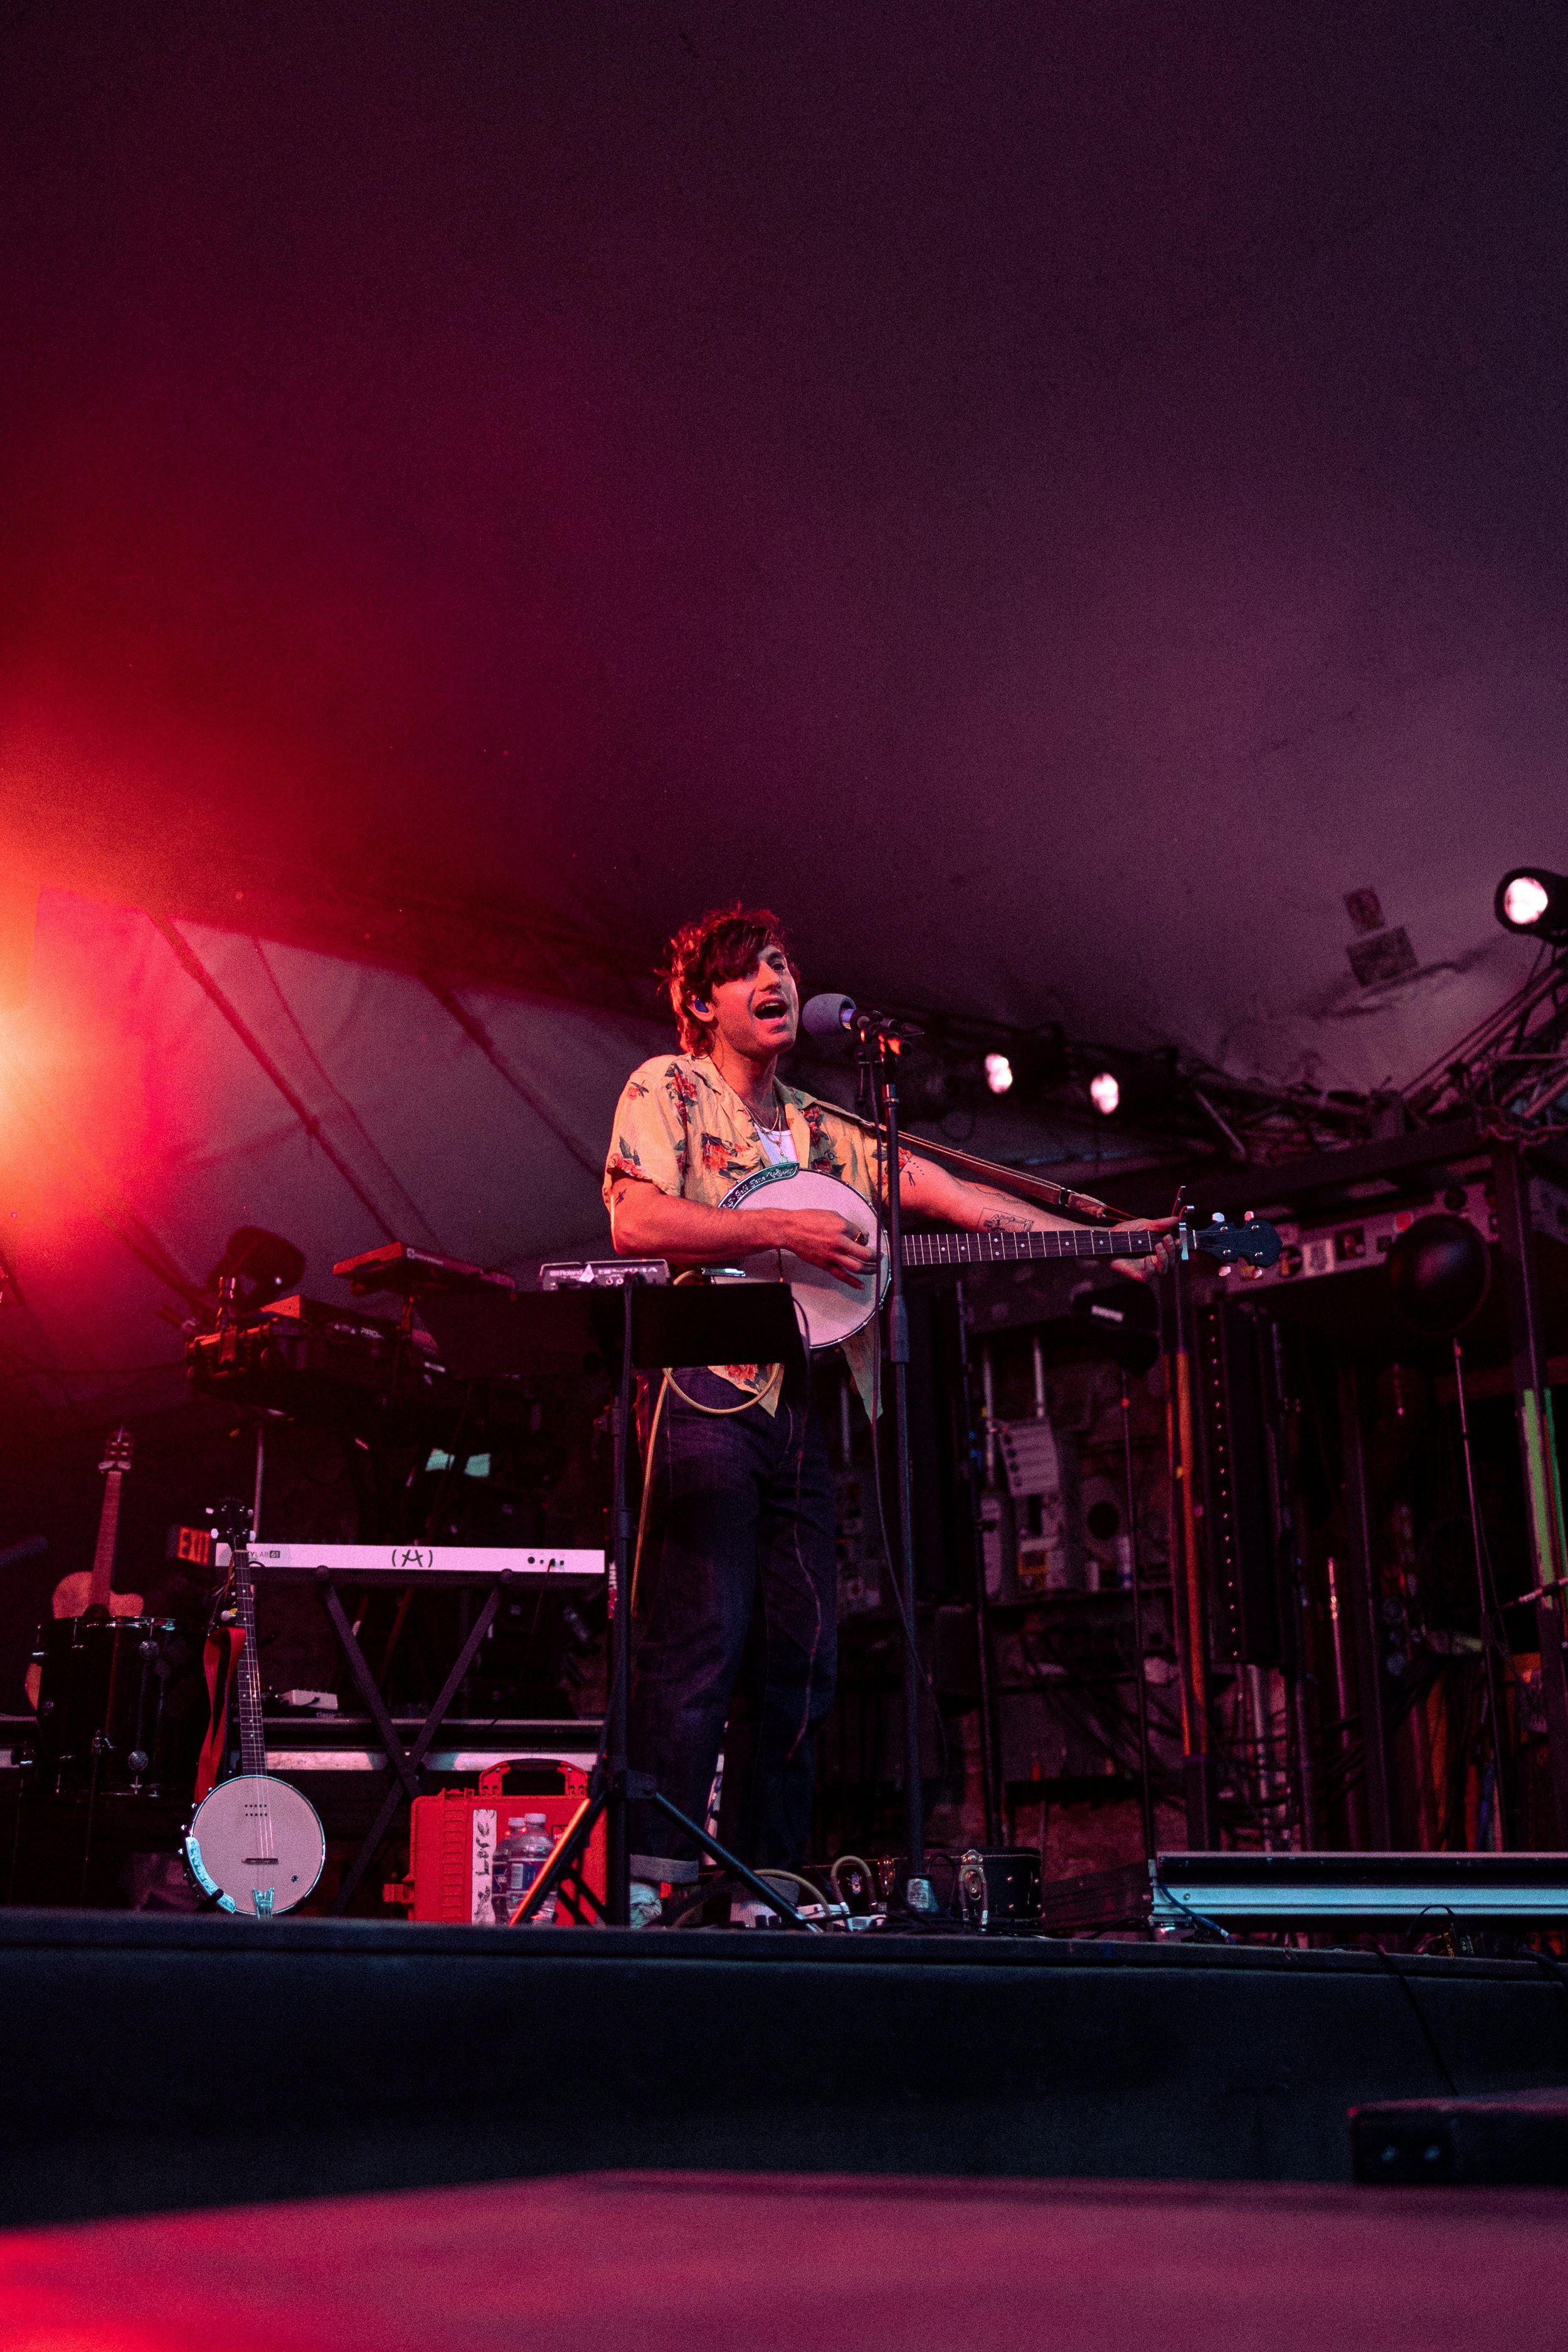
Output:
top-left (247, 1542), bottom-right (605, 1582)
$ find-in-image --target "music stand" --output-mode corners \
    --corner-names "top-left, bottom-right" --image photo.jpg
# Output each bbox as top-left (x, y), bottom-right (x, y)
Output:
top-left (419, 1278), bottom-right (818, 1929)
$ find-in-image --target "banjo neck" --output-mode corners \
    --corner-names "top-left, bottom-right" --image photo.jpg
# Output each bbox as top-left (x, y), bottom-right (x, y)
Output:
top-left (209, 1499), bottom-right (270, 1779)
top-left (901, 1224), bottom-right (1158, 1270)
top-left (230, 1539), bottom-right (269, 1781)
top-left (715, 1165), bottom-right (1279, 1352)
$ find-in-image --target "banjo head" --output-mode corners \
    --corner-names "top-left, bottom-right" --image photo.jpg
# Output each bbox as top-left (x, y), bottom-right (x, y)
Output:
top-left (186, 1774), bottom-right (326, 1917)
top-left (716, 1165), bottom-right (889, 1350)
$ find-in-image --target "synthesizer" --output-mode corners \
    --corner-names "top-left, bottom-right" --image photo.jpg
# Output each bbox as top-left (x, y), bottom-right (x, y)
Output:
top-left (246, 1542), bottom-right (605, 1585)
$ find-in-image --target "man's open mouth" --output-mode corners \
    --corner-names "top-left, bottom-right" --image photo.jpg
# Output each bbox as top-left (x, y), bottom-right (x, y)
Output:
top-left (754, 997), bottom-right (788, 1019)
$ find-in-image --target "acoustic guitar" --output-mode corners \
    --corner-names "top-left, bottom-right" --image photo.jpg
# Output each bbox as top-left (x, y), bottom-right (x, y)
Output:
top-left (24, 1426), bottom-right (142, 1708)
top-left (714, 1166), bottom-right (1281, 1350)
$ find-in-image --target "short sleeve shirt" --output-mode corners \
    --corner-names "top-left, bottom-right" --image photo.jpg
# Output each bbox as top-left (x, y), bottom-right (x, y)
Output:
top-left (603, 1052), bottom-right (884, 1414)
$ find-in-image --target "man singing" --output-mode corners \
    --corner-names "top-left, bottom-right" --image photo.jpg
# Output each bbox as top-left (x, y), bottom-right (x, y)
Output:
top-left (605, 904), bottom-right (1168, 1912)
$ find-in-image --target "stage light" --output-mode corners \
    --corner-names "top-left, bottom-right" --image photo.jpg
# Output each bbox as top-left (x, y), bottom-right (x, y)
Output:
top-left (1504, 876), bottom-right (1550, 927)
top-left (1089, 1070), bottom-right (1120, 1116)
top-left (1495, 867), bottom-right (1568, 941)
top-left (984, 1052), bottom-right (1014, 1096)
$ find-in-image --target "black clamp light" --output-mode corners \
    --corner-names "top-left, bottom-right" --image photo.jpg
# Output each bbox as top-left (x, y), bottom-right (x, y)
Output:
top-left (1495, 867), bottom-right (1568, 943)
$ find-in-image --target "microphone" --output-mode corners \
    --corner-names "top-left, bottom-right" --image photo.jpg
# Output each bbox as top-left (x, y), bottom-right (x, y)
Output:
top-left (802, 993), bottom-right (855, 1039)
top-left (802, 993), bottom-right (924, 1044)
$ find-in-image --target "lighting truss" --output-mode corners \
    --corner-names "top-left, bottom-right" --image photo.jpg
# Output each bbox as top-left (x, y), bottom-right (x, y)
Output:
top-left (1403, 950), bottom-right (1568, 1131)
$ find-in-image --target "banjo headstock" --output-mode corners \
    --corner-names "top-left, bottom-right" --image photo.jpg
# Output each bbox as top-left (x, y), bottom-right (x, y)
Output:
top-left (1187, 1212), bottom-right (1283, 1271)
top-left (98, 1426), bottom-right (134, 1476)
top-left (208, 1496), bottom-right (254, 1553)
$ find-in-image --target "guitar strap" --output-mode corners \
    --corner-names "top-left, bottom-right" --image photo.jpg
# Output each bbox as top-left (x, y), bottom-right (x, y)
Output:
top-left (194, 1624), bottom-right (243, 1801)
top-left (824, 1100), bottom-right (1135, 1224)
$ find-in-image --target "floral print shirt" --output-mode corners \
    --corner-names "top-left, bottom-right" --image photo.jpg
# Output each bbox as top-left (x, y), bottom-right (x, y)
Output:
top-left (603, 1051), bottom-right (884, 1413)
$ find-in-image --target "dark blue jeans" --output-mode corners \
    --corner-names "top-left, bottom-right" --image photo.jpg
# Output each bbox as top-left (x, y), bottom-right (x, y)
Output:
top-left (627, 1361), bottom-right (837, 1882)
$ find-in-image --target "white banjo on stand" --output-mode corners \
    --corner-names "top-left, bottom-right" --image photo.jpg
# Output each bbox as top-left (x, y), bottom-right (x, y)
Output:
top-left (715, 1165), bottom-right (1281, 1350)
top-left (184, 1500), bottom-right (326, 1918)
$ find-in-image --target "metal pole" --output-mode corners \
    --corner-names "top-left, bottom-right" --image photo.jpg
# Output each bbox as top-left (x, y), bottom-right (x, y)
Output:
top-left (1167, 1236), bottom-right (1218, 1845)
top-left (1491, 1140), bottom-right (1568, 1840)
top-left (1246, 1663), bottom-right (1276, 1852)
top-left (1291, 1600), bottom-right (1318, 1853)
top-left (604, 1278), bottom-right (635, 1926)
top-left (1452, 1337), bottom-right (1509, 1848)
top-left (878, 1043), bottom-right (930, 1903)
top-left (1291, 1647), bottom-right (1317, 1850)
top-left (955, 1278), bottom-right (1000, 1846)
top-left (1264, 1319), bottom-right (1316, 1851)
top-left (1323, 1555), bottom-right (1362, 1847)
top-left (1122, 1371), bottom-right (1156, 1861)
top-left (1337, 1364), bottom-right (1392, 1848)
top-left (251, 1422), bottom-right (265, 1544)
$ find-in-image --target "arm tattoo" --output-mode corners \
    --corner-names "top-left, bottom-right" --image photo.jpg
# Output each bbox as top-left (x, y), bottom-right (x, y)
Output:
top-left (980, 1211), bottom-right (1033, 1234)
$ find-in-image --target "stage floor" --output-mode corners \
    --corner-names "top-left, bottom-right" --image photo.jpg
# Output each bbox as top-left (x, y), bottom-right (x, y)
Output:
top-left (4, 1906), bottom-right (1568, 2222)
top-left (1, 2170), bottom-right (1564, 2351)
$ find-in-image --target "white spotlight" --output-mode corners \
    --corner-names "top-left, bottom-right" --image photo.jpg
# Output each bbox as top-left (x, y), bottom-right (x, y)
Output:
top-left (1089, 1070), bottom-right (1120, 1116)
top-left (984, 1052), bottom-right (1014, 1096)
top-left (1503, 875), bottom-right (1552, 929)
top-left (1495, 867), bottom-right (1568, 940)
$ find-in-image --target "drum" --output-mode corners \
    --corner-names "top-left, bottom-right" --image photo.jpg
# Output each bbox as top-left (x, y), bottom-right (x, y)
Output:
top-left (29, 1614), bottom-right (196, 1798)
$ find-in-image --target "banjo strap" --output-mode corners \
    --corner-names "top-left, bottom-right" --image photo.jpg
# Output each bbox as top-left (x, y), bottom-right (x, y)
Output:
top-left (821, 1101), bottom-right (1133, 1224)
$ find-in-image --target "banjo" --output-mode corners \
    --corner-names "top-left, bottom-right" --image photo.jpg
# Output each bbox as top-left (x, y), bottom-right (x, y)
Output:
top-left (184, 1499), bottom-right (326, 1918)
top-left (714, 1164), bottom-right (1281, 1350)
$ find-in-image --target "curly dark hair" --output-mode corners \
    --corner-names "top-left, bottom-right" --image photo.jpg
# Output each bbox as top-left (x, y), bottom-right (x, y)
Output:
top-left (662, 904), bottom-right (800, 1056)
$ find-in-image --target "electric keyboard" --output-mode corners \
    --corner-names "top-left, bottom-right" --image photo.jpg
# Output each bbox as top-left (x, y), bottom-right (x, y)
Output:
top-left (246, 1542), bottom-right (605, 1585)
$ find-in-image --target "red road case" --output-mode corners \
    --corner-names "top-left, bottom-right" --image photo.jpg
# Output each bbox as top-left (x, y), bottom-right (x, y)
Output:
top-left (384, 1761), bottom-right (605, 1925)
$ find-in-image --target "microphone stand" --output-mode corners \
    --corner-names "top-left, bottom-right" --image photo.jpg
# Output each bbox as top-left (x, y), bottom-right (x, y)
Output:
top-left (857, 1019), bottom-right (935, 1913)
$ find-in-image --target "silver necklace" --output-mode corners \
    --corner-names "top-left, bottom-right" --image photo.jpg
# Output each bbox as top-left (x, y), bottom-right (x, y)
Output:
top-left (750, 1097), bottom-right (787, 1136)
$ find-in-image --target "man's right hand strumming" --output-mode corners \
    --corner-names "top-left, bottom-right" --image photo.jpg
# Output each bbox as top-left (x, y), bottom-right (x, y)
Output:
top-left (769, 1209), bottom-right (877, 1283)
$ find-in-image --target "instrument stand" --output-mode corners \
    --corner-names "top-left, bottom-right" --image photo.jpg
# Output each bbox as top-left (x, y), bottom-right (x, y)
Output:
top-left (420, 1275), bottom-right (815, 1930)
top-left (854, 1022), bottom-right (934, 1912)
top-left (320, 1567), bottom-right (522, 1912)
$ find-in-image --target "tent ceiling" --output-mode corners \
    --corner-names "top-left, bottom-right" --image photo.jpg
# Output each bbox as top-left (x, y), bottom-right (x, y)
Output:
top-left (1, 3), bottom-right (1564, 1093)
top-left (0, 890), bottom-right (1147, 1424)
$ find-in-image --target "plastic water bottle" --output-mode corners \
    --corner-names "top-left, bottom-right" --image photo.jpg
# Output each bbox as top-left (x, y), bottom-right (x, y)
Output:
top-left (491, 1816), bottom-right (529, 1924)
top-left (518, 1811), bottom-right (556, 1924)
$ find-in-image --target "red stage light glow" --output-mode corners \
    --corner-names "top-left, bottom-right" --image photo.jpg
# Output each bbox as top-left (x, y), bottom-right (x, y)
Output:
top-left (0, 879), bottom-right (38, 1012)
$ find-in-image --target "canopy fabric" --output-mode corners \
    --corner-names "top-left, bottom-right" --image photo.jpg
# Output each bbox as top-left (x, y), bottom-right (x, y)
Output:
top-left (0, 3), bottom-right (1562, 1375)
top-left (0, 890), bottom-right (1149, 1422)
top-left (0, 893), bottom-right (669, 1417)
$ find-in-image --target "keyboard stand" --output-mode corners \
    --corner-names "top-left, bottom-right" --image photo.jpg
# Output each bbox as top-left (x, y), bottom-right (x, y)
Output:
top-left (252, 1549), bottom-right (605, 1909)
top-left (315, 1566), bottom-right (522, 1913)
top-left (419, 1279), bottom-right (812, 1929)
